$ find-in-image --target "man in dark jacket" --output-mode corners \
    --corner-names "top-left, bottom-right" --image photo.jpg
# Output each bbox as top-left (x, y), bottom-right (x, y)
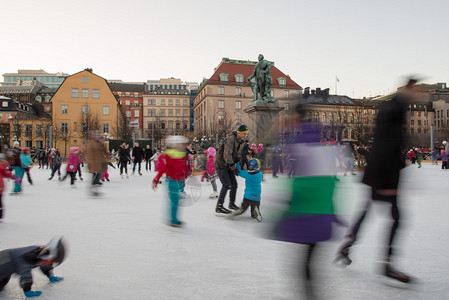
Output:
top-left (132, 142), bottom-right (144, 175)
top-left (336, 79), bottom-right (417, 284)
top-left (214, 124), bottom-right (248, 214)
top-left (0, 237), bottom-right (65, 298)
top-left (144, 145), bottom-right (153, 171)
top-left (118, 141), bottom-right (131, 178)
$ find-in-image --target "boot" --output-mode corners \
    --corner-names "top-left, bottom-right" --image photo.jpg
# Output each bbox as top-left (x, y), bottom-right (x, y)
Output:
top-left (229, 202), bottom-right (240, 210)
top-left (209, 191), bottom-right (218, 199)
top-left (216, 204), bottom-right (231, 214)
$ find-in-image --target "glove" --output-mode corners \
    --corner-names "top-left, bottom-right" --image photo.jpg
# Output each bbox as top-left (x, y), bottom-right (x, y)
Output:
top-left (48, 275), bottom-right (64, 283)
top-left (152, 179), bottom-right (158, 190)
top-left (24, 290), bottom-right (42, 297)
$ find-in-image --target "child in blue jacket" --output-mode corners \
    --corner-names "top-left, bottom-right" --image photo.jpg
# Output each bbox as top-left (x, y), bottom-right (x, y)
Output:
top-left (231, 159), bottom-right (263, 221)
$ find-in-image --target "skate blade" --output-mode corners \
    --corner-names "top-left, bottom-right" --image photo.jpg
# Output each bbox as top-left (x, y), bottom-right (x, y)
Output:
top-left (333, 255), bottom-right (352, 268)
top-left (377, 274), bottom-right (420, 290)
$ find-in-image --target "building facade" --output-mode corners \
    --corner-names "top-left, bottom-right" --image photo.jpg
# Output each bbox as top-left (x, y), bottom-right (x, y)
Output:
top-left (193, 57), bottom-right (302, 143)
top-left (51, 69), bottom-right (122, 156)
top-left (2, 70), bottom-right (68, 88)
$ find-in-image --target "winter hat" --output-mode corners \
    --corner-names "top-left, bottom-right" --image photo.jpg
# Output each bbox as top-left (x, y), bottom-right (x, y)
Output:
top-left (442, 150), bottom-right (446, 154)
top-left (22, 147), bottom-right (30, 154)
top-left (258, 143), bottom-right (263, 147)
top-left (207, 147), bottom-right (216, 157)
top-left (165, 135), bottom-right (187, 147)
top-left (237, 124), bottom-right (248, 134)
top-left (70, 146), bottom-right (79, 153)
top-left (248, 158), bottom-right (260, 171)
top-left (38, 237), bottom-right (66, 266)
top-left (251, 143), bottom-right (256, 147)
top-left (13, 141), bottom-right (19, 147)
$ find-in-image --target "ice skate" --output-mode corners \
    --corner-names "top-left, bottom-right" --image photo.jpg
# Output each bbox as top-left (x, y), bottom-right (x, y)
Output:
top-left (139, 172), bottom-right (142, 176)
top-left (215, 204), bottom-right (231, 215)
top-left (334, 239), bottom-right (354, 266)
top-left (384, 265), bottom-right (412, 284)
top-left (121, 174), bottom-right (124, 179)
top-left (229, 202), bottom-right (240, 210)
top-left (209, 191), bottom-right (218, 199)
top-left (253, 207), bottom-right (262, 222)
top-left (170, 221), bottom-right (183, 228)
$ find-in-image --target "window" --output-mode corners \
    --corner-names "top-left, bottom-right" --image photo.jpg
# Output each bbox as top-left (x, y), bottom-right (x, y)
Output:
top-left (235, 114), bottom-right (243, 125)
top-left (36, 125), bottom-right (43, 137)
top-left (235, 101), bottom-right (242, 110)
top-left (82, 122), bottom-right (88, 133)
top-left (183, 109), bottom-right (188, 117)
top-left (176, 122), bottom-right (181, 130)
top-left (160, 109), bottom-right (166, 116)
top-left (82, 88), bottom-right (89, 98)
top-left (183, 99), bottom-right (188, 106)
top-left (219, 73), bottom-right (229, 82)
top-left (45, 96), bottom-right (51, 102)
top-left (235, 74), bottom-right (244, 83)
top-left (71, 88), bottom-right (79, 98)
top-left (236, 87), bottom-right (242, 95)
top-left (25, 125), bottom-right (32, 137)
top-left (418, 120), bottom-right (422, 125)
top-left (168, 110), bottom-right (173, 116)
top-left (92, 89), bottom-right (100, 99)
top-left (103, 106), bottom-right (110, 115)
top-left (147, 109), bottom-right (155, 117)
top-left (161, 122), bottom-right (166, 129)
top-left (82, 105), bottom-right (89, 115)
top-left (126, 111), bottom-right (131, 118)
top-left (2, 101), bottom-right (8, 107)
top-left (168, 121), bottom-right (173, 129)
top-left (134, 92), bottom-right (139, 97)
top-left (411, 120), bottom-right (415, 126)
top-left (218, 87), bottom-right (224, 95)
top-left (103, 123), bottom-right (109, 133)
top-left (82, 76), bottom-right (88, 83)
top-left (61, 122), bottom-right (68, 134)
top-left (284, 90), bottom-right (289, 98)
top-left (25, 140), bottom-right (32, 148)
top-left (61, 105), bottom-right (68, 114)
top-left (134, 110), bottom-right (139, 117)
top-left (176, 109), bottom-right (180, 117)
top-left (218, 100), bottom-right (224, 109)
top-left (126, 92), bottom-right (130, 96)
top-left (176, 99), bottom-right (180, 106)
top-left (35, 96), bottom-right (42, 102)
top-left (278, 77), bottom-right (286, 86)
top-left (284, 103), bottom-right (290, 111)
top-left (168, 99), bottom-right (173, 105)
top-left (125, 100), bottom-right (130, 105)
top-left (183, 121), bottom-right (188, 130)
top-left (161, 99), bottom-right (166, 105)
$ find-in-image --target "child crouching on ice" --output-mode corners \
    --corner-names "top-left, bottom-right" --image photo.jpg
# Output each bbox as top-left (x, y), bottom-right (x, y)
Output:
top-left (0, 237), bottom-right (66, 298)
top-left (231, 158), bottom-right (263, 222)
top-left (152, 136), bottom-right (189, 227)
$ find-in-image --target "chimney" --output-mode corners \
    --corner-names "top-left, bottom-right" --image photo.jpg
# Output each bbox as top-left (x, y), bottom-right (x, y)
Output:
top-left (323, 88), bottom-right (330, 96)
top-left (303, 87), bottom-right (310, 98)
top-left (316, 88), bottom-right (322, 95)
top-left (311, 89), bottom-right (316, 95)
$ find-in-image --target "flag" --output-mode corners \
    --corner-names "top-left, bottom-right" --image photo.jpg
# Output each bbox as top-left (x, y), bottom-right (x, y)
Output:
top-left (336, 76), bottom-right (340, 83)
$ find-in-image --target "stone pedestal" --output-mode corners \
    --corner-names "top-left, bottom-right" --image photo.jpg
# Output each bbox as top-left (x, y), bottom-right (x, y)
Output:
top-left (244, 102), bottom-right (283, 146)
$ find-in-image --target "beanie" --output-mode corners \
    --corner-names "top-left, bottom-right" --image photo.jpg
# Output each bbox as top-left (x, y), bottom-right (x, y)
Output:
top-left (237, 124), bottom-right (248, 133)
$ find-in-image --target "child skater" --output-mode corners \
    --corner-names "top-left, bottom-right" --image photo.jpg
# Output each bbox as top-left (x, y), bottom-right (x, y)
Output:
top-left (0, 237), bottom-right (65, 298)
top-left (21, 148), bottom-right (33, 185)
top-left (101, 152), bottom-right (116, 182)
top-left (230, 158), bottom-right (263, 222)
top-left (0, 153), bottom-right (12, 220)
top-left (206, 147), bottom-right (218, 199)
top-left (60, 147), bottom-right (80, 187)
top-left (152, 136), bottom-right (189, 227)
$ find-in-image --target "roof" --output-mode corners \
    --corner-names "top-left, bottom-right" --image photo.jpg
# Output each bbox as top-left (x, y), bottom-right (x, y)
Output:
top-left (203, 57), bottom-right (302, 90)
top-left (303, 94), bottom-right (355, 106)
top-left (108, 82), bottom-right (145, 93)
top-left (0, 85), bottom-right (41, 94)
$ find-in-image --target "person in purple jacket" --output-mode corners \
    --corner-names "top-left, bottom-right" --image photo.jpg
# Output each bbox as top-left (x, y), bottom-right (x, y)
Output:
top-left (60, 147), bottom-right (80, 187)
top-left (437, 150), bottom-right (448, 169)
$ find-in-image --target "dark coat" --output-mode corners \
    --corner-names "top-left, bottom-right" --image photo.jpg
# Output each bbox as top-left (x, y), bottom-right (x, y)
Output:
top-left (214, 132), bottom-right (242, 170)
top-left (362, 93), bottom-right (407, 190)
top-left (132, 146), bottom-right (144, 162)
top-left (118, 145), bottom-right (131, 162)
top-left (0, 246), bottom-right (53, 292)
top-left (144, 148), bottom-right (153, 160)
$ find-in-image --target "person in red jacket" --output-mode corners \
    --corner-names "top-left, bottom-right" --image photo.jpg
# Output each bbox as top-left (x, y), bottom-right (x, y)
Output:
top-left (152, 136), bottom-right (189, 227)
top-left (0, 153), bottom-right (12, 220)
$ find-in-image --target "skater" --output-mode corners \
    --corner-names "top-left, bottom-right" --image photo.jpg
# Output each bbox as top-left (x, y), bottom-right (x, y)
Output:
top-left (430, 148), bottom-right (438, 165)
top-left (101, 154), bottom-right (116, 182)
top-left (144, 145), bottom-right (153, 171)
top-left (0, 153), bottom-right (12, 220)
top-left (416, 148), bottom-right (423, 168)
top-left (271, 147), bottom-right (281, 177)
top-left (0, 237), bottom-right (65, 298)
top-left (437, 150), bottom-right (447, 169)
top-left (343, 144), bottom-right (356, 176)
top-left (214, 124), bottom-right (248, 214)
top-left (198, 151), bottom-right (208, 183)
top-left (38, 147), bottom-right (45, 169)
top-left (230, 159), bottom-right (263, 222)
top-left (48, 149), bottom-right (61, 180)
top-left (152, 135), bottom-right (189, 227)
top-left (9, 141), bottom-right (23, 193)
top-left (60, 147), bottom-right (80, 186)
top-left (132, 142), bottom-right (144, 175)
top-left (86, 135), bottom-right (108, 192)
top-left (206, 147), bottom-right (218, 199)
top-left (21, 147), bottom-right (33, 185)
top-left (118, 141), bottom-right (131, 179)
top-left (150, 150), bottom-right (162, 172)
top-left (336, 79), bottom-right (418, 284)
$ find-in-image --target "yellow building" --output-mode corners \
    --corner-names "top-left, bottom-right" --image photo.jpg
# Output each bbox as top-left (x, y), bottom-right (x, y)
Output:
top-left (51, 69), bottom-right (122, 156)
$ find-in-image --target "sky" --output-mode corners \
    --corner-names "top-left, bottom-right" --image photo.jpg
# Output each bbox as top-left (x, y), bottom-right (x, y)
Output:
top-left (1, 0), bottom-right (448, 98)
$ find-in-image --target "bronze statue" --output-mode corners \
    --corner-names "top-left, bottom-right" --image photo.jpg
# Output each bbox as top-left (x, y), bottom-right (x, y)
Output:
top-left (247, 54), bottom-right (277, 104)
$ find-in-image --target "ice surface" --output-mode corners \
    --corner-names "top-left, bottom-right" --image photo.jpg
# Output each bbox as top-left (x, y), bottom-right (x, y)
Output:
top-left (0, 163), bottom-right (448, 299)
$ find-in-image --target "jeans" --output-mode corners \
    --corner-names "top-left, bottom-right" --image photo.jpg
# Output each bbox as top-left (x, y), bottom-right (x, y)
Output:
top-left (146, 160), bottom-right (152, 170)
top-left (133, 161), bottom-right (142, 173)
top-left (92, 172), bottom-right (102, 185)
top-left (217, 167), bottom-right (238, 206)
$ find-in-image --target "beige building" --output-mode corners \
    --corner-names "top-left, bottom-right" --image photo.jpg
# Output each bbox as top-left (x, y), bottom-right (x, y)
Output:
top-left (143, 78), bottom-right (192, 145)
top-left (193, 58), bottom-right (302, 142)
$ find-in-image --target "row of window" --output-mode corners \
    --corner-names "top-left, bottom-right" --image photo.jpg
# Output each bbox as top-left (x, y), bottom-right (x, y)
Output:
top-left (217, 73), bottom-right (287, 86)
top-left (147, 84), bottom-right (187, 90)
top-left (436, 110), bottom-right (448, 118)
top-left (145, 99), bottom-right (189, 106)
top-left (71, 88), bottom-right (100, 99)
top-left (125, 109), bottom-right (190, 118)
top-left (59, 122), bottom-right (110, 134)
top-left (61, 105), bottom-right (110, 115)
top-left (148, 120), bottom-right (188, 130)
top-left (216, 87), bottom-right (289, 98)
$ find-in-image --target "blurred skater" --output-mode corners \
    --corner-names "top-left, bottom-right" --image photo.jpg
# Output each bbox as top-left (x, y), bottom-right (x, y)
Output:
top-left (60, 147), bottom-right (80, 187)
top-left (21, 147), bottom-right (33, 185)
top-left (86, 135), bottom-right (108, 196)
top-left (206, 147), bottom-right (218, 199)
top-left (0, 153), bottom-right (12, 220)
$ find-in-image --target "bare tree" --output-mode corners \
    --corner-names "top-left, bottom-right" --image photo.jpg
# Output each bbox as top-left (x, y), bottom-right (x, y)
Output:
top-left (58, 123), bottom-right (75, 157)
top-left (79, 111), bottom-right (102, 141)
top-left (50, 117), bottom-right (62, 150)
top-left (145, 115), bottom-right (166, 148)
top-left (351, 103), bottom-right (372, 145)
top-left (114, 113), bottom-right (133, 141)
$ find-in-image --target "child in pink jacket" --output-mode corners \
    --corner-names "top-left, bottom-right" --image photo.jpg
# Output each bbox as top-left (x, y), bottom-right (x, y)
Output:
top-left (207, 147), bottom-right (218, 199)
top-left (0, 153), bottom-right (12, 220)
top-left (60, 147), bottom-right (80, 186)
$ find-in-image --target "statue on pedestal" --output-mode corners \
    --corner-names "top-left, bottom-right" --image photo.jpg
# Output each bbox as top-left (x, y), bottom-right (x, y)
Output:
top-left (247, 54), bottom-right (277, 104)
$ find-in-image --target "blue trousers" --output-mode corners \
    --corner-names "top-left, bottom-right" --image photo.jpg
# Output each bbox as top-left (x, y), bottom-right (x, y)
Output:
top-left (12, 166), bottom-right (24, 193)
top-left (167, 178), bottom-right (183, 224)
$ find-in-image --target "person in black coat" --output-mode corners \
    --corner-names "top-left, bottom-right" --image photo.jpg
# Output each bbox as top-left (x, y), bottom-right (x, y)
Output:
top-left (336, 79), bottom-right (417, 284)
top-left (144, 145), bottom-right (153, 171)
top-left (118, 141), bottom-right (131, 178)
top-left (132, 142), bottom-right (144, 175)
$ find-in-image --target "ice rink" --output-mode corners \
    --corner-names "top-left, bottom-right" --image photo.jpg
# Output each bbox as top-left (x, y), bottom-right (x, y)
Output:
top-left (0, 163), bottom-right (448, 299)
